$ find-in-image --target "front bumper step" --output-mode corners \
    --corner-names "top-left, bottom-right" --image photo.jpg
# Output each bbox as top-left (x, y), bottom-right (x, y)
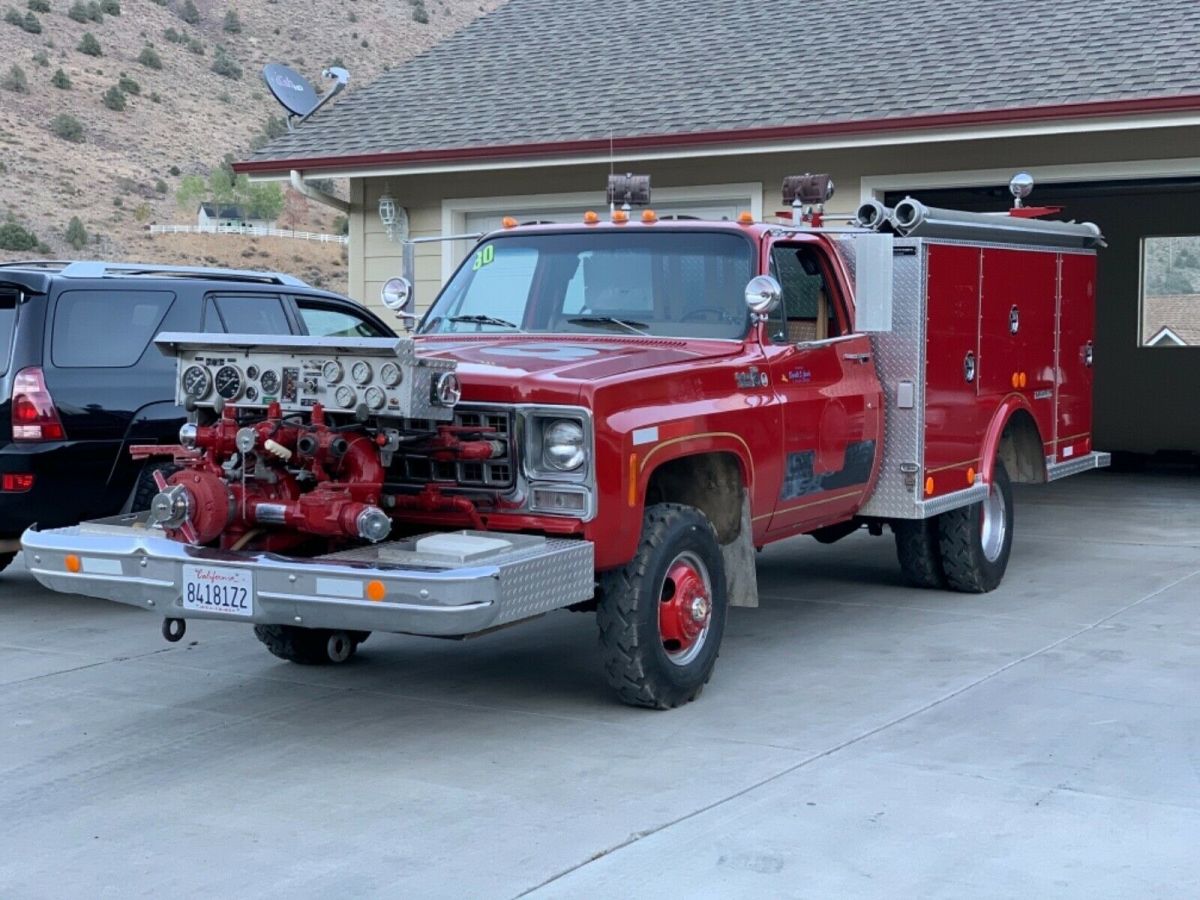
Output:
top-left (21, 514), bottom-right (595, 637)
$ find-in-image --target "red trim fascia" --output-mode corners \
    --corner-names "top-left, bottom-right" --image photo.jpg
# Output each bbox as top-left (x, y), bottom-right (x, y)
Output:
top-left (234, 94), bottom-right (1200, 175)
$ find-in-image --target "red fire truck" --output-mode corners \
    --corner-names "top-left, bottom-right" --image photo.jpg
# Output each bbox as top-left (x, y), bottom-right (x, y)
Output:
top-left (21, 174), bottom-right (1108, 708)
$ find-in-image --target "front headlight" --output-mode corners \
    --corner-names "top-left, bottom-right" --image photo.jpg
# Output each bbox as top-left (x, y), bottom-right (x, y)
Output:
top-left (543, 419), bottom-right (585, 471)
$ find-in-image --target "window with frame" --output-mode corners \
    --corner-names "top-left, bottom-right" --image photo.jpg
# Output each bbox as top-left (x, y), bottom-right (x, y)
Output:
top-left (1141, 236), bottom-right (1200, 347)
top-left (768, 245), bottom-right (840, 344)
top-left (298, 304), bottom-right (386, 338)
top-left (206, 295), bottom-right (291, 335)
top-left (52, 290), bottom-right (175, 368)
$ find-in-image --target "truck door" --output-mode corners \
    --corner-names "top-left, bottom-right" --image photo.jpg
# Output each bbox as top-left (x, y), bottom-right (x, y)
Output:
top-left (761, 242), bottom-right (882, 534)
top-left (1055, 252), bottom-right (1097, 461)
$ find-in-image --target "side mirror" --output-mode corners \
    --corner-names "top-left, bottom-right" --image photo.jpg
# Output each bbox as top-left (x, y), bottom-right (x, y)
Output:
top-left (744, 275), bottom-right (782, 316)
top-left (381, 277), bottom-right (415, 319)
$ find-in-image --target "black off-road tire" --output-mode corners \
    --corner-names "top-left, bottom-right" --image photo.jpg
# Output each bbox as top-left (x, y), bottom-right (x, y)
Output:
top-left (131, 462), bottom-right (180, 513)
top-left (937, 461), bottom-right (1014, 593)
top-left (596, 503), bottom-right (728, 710)
top-left (893, 517), bottom-right (946, 589)
top-left (253, 624), bottom-right (361, 665)
top-left (0, 551), bottom-right (15, 575)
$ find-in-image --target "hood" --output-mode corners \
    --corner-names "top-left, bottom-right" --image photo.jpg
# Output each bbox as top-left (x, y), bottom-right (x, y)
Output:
top-left (415, 334), bottom-right (744, 405)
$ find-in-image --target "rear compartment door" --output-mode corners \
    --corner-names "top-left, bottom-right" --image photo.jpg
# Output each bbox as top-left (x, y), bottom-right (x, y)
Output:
top-left (1055, 252), bottom-right (1097, 460)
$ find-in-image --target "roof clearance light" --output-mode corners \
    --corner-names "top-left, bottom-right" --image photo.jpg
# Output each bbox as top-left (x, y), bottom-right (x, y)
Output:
top-left (738, 211), bottom-right (755, 226)
top-left (583, 210), bottom-right (600, 225)
top-left (612, 210), bottom-right (629, 224)
top-left (501, 216), bottom-right (519, 229)
top-left (641, 209), bottom-right (658, 224)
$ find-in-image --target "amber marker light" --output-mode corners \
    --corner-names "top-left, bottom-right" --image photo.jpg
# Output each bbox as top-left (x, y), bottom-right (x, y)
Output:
top-left (1011, 372), bottom-right (1020, 389)
top-left (967, 467), bottom-right (976, 485)
top-left (501, 216), bottom-right (519, 229)
top-left (366, 580), bottom-right (386, 602)
top-left (924, 476), bottom-right (935, 496)
top-left (737, 211), bottom-right (755, 226)
top-left (641, 209), bottom-right (658, 223)
top-left (1019, 372), bottom-right (1028, 388)
top-left (583, 210), bottom-right (600, 225)
top-left (65, 554), bottom-right (81, 573)
top-left (628, 454), bottom-right (639, 507)
top-left (612, 209), bottom-right (629, 224)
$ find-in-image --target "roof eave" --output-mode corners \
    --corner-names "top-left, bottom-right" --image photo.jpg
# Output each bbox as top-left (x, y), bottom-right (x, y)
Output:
top-left (234, 94), bottom-right (1200, 177)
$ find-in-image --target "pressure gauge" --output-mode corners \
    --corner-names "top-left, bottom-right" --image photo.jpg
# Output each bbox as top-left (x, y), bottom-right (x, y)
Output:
top-left (351, 361), bottom-right (373, 385)
top-left (182, 364), bottom-right (211, 399)
top-left (334, 385), bottom-right (357, 409)
top-left (380, 362), bottom-right (403, 388)
top-left (322, 359), bottom-right (343, 384)
top-left (246, 365), bottom-right (260, 381)
top-left (259, 369), bottom-right (280, 396)
top-left (214, 365), bottom-right (244, 401)
top-left (364, 386), bottom-right (386, 411)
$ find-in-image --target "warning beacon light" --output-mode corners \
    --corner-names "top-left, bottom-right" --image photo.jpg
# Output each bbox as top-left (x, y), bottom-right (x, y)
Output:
top-left (782, 173), bottom-right (835, 206)
top-left (607, 174), bottom-right (652, 208)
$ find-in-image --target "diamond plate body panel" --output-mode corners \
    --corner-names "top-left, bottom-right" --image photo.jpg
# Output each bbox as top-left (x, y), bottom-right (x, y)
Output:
top-left (859, 239), bottom-right (928, 519)
top-left (495, 539), bottom-right (595, 625)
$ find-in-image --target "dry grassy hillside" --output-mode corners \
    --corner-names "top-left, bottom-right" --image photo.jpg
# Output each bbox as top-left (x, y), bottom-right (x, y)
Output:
top-left (0, 0), bottom-right (501, 291)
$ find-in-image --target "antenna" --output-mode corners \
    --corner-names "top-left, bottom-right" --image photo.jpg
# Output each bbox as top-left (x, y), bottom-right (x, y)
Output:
top-left (262, 63), bottom-right (350, 131)
top-left (609, 129), bottom-right (615, 213)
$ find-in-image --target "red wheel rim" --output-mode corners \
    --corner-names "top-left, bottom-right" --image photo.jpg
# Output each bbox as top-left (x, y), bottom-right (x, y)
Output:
top-left (658, 551), bottom-right (712, 666)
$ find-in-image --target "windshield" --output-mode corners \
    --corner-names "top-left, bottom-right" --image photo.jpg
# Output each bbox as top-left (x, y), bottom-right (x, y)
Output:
top-left (419, 231), bottom-right (756, 340)
top-left (0, 289), bottom-right (17, 377)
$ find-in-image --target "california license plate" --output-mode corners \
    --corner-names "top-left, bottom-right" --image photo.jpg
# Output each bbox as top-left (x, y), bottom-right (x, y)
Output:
top-left (181, 564), bottom-right (253, 617)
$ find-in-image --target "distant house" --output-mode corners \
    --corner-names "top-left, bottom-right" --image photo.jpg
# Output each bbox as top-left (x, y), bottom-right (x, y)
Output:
top-left (197, 203), bottom-right (270, 230)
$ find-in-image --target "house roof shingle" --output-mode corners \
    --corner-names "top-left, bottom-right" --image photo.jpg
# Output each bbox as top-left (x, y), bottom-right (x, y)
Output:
top-left (242, 0), bottom-right (1200, 171)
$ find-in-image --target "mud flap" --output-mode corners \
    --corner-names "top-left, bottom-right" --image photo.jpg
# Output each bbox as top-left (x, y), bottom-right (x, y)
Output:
top-left (721, 490), bottom-right (759, 608)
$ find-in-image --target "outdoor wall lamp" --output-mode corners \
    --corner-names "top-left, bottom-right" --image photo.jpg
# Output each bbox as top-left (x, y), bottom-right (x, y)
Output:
top-left (378, 192), bottom-right (409, 242)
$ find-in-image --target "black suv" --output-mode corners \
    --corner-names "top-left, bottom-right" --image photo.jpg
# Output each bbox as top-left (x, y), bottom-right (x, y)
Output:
top-left (0, 261), bottom-right (394, 574)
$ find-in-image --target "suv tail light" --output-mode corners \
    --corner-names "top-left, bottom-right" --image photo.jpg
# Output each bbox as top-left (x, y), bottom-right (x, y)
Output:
top-left (12, 368), bottom-right (66, 441)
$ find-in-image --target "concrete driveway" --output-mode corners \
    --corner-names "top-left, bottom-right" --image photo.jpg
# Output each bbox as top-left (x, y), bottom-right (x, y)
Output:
top-left (2, 471), bottom-right (1198, 898)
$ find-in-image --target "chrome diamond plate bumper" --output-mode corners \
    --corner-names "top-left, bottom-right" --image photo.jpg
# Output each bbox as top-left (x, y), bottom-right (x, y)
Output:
top-left (21, 515), bottom-right (594, 637)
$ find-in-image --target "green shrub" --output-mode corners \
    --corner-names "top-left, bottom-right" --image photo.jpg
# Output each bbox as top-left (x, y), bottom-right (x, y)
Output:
top-left (50, 66), bottom-right (70, 88)
top-left (154, 178), bottom-right (167, 193)
top-left (149, 90), bottom-right (160, 102)
top-left (211, 45), bottom-right (240, 79)
top-left (99, 0), bottom-right (117, 13)
top-left (102, 83), bottom-right (125, 110)
top-left (50, 112), bottom-right (84, 141)
top-left (1, 64), bottom-right (28, 93)
top-left (186, 36), bottom-right (203, 54)
top-left (411, 1), bottom-right (428, 24)
top-left (77, 32), bottom-right (101, 56)
top-left (0, 221), bottom-right (39, 252)
top-left (27, 0), bottom-right (49, 12)
top-left (10, 8), bottom-right (41, 30)
top-left (179, 0), bottom-right (198, 24)
top-left (222, 8), bottom-right (240, 32)
top-left (168, 164), bottom-right (180, 176)
top-left (113, 196), bottom-right (122, 207)
top-left (163, 26), bottom-right (180, 42)
top-left (117, 72), bottom-right (139, 94)
top-left (65, 215), bottom-right (87, 249)
top-left (67, 0), bottom-right (99, 21)
top-left (137, 45), bottom-right (161, 69)
top-left (32, 48), bottom-right (48, 66)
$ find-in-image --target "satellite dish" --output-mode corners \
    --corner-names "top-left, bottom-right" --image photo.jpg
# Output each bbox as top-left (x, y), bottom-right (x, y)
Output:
top-left (262, 63), bottom-right (320, 118)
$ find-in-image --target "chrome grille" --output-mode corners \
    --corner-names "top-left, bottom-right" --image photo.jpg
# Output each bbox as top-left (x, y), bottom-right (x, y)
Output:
top-left (393, 406), bottom-right (515, 489)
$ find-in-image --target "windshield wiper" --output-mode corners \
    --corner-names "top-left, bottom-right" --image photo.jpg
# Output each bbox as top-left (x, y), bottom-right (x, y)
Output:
top-left (567, 316), bottom-right (649, 336)
top-left (448, 314), bottom-right (522, 330)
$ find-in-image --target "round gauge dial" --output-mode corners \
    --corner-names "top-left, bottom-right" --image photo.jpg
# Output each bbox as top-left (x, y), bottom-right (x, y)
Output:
top-left (380, 362), bottom-right (403, 388)
top-left (364, 386), bottom-right (386, 411)
top-left (182, 364), bottom-right (211, 399)
top-left (259, 369), bottom-right (280, 396)
top-left (351, 361), bottom-right (373, 385)
top-left (322, 360), bottom-right (343, 384)
top-left (245, 386), bottom-right (259, 403)
top-left (334, 385), bottom-right (357, 409)
top-left (246, 365), bottom-right (260, 381)
top-left (214, 365), bottom-right (244, 401)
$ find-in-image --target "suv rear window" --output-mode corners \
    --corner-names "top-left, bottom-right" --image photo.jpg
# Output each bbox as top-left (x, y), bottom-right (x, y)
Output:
top-left (52, 290), bottom-right (174, 368)
top-left (0, 289), bottom-right (16, 377)
top-left (298, 305), bottom-right (385, 338)
top-left (207, 295), bottom-right (291, 334)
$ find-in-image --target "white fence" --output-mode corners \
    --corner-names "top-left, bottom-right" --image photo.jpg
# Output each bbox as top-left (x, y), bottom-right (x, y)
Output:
top-left (148, 224), bottom-right (349, 244)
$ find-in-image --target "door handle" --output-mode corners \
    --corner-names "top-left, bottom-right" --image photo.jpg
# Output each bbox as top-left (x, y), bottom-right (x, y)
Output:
top-left (843, 352), bottom-right (872, 364)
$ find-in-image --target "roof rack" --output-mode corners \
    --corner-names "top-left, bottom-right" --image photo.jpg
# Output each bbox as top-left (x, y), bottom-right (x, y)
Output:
top-left (56, 261), bottom-right (310, 287)
top-left (0, 260), bottom-right (74, 270)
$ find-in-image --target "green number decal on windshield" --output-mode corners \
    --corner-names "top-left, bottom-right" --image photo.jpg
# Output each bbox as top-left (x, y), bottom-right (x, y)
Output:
top-left (471, 244), bottom-right (496, 271)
